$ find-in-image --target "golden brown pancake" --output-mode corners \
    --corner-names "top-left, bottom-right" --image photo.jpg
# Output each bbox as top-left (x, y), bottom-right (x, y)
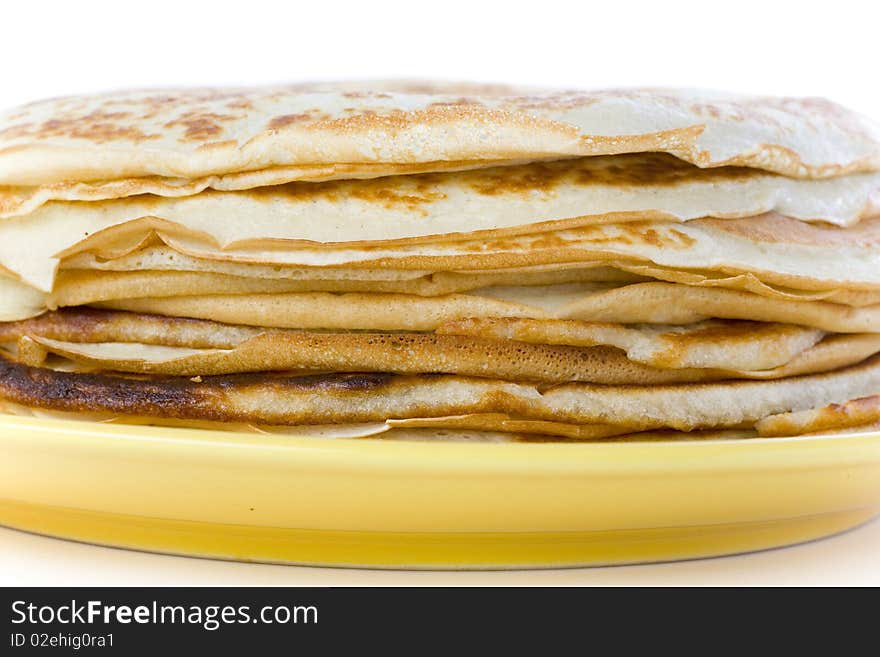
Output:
top-left (2, 351), bottom-right (880, 431)
top-left (756, 395), bottom-right (880, 437)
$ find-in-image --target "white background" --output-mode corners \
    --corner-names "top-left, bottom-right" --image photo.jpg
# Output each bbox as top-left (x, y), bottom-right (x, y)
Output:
top-left (1, 0), bottom-right (879, 585)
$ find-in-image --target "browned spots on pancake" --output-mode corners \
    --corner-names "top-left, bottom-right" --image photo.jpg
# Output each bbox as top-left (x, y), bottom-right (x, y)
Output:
top-left (0, 123), bottom-right (36, 140)
top-left (357, 81), bottom-right (518, 96)
top-left (121, 94), bottom-right (183, 120)
top-left (245, 171), bottom-right (448, 210)
top-left (0, 351), bottom-right (410, 423)
top-left (305, 105), bottom-right (577, 140)
top-left (267, 113), bottom-right (312, 130)
top-left (619, 224), bottom-right (668, 247)
top-left (501, 93), bottom-right (602, 111)
top-left (696, 213), bottom-right (880, 248)
top-left (0, 353), bottom-right (213, 419)
top-left (122, 92), bottom-right (256, 120)
top-left (580, 234), bottom-right (635, 246)
top-left (164, 111), bottom-right (242, 142)
top-left (347, 182), bottom-right (446, 210)
top-left (697, 97), bottom-right (844, 132)
top-left (559, 222), bottom-right (694, 250)
top-left (0, 187), bottom-right (26, 214)
top-left (663, 321), bottom-right (765, 344)
top-left (419, 226), bottom-right (642, 255)
top-left (479, 232), bottom-right (573, 252)
top-left (690, 103), bottom-right (724, 120)
top-left (195, 139), bottom-right (239, 152)
top-left (133, 94), bottom-right (188, 109)
top-left (0, 110), bottom-right (159, 143)
top-left (466, 153), bottom-right (758, 197)
top-left (226, 98), bottom-right (254, 110)
top-left (668, 228), bottom-right (697, 247)
top-left (427, 97), bottom-right (482, 109)
top-left (601, 154), bottom-right (756, 185)
top-left (467, 162), bottom-right (564, 196)
top-left (213, 371), bottom-right (398, 393)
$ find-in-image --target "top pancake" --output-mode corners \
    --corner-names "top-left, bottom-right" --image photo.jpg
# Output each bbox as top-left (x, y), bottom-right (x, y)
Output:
top-left (1, 83), bottom-right (878, 188)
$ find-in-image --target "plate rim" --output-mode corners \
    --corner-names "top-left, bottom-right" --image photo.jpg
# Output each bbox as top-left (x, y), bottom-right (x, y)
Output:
top-left (2, 411), bottom-right (879, 475)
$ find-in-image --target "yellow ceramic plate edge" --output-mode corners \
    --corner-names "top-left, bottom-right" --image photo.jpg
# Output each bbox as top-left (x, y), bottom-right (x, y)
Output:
top-left (1, 413), bottom-right (879, 568)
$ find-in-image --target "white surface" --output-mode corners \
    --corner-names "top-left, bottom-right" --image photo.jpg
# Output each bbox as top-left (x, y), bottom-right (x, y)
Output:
top-left (1, 0), bottom-right (878, 118)
top-left (1, 0), bottom-right (879, 585)
top-left (0, 519), bottom-right (878, 586)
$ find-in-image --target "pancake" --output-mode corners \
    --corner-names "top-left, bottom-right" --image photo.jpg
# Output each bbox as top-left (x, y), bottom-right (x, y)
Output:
top-left (6, 308), bottom-right (877, 381)
top-left (436, 318), bottom-right (825, 369)
top-left (0, 397), bottom-right (631, 441)
top-left (19, 330), bottom-right (880, 382)
top-left (60, 247), bottom-right (880, 305)
top-left (30, 213), bottom-right (876, 295)
top-left (0, 309), bottom-right (824, 371)
top-left (756, 395), bottom-right (880, 437)
top-left (6, 187), bottom-right (880, 294)
top-left (144, 214), bottom-right (880, 291)
top-left (6, 393), bottom-right (877, 442)
top-left (37, 267), bottom-right (641, 314)
top-left (2, 168), bottom-right (880, 292)
top-left (610, 263), bottom-right (880, 306)
top-left (559, 283), bottom-right (880, 333)
top-left (24, 333), bottom-right (726, 384)
top-left (2, 351), bottom-right (879, 430)
top-left (2, 85), bottom-right (877, 189)
top-left (0, 159), bottom-right (532, 220)
top-left (92, 284), bottom-right (880, 333)
top-left (0, 274), bottom-right (45, 321)
top-left (384, 415), bottom-right (633, 440)
top-left (4, 153), bottom-right (878, 238)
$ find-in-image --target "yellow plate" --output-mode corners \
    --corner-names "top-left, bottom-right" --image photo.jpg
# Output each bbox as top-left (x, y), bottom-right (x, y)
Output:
top-left (1, 413), bottom-right (879, 569)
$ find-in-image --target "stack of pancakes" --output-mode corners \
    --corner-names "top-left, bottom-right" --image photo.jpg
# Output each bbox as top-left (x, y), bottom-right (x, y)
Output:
top-left (1, 82), bottom-right (879, 441)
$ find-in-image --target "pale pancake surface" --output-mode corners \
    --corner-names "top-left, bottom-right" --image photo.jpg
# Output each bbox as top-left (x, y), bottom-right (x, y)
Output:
top-left (2, 153), bottom-right (878, 224)
top-left (2, 85), bottom-right (879, 187)
top-left (5, 211), bottom-right (880, 294)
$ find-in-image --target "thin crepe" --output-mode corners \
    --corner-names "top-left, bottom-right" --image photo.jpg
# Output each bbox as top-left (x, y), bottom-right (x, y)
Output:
top-left (3, 154), bottom-right (878, 231)
top-left (0, 397), bottom-right (632, 441)
top-left (0, 158), bottom-right (532, 219)
top-left (32, 213), bottom-right (880, 295)
top-left (46, 268), bottom-right (637, 308)
top-left (96, 284), bottom-right (880, 333)
top-left (2, 351), bottom-right (879, 430)
top-left (559, 283), bottom-right (880, 333)
top-left (2, 85), bottom-right (878, 187)
top-left (59, 249), bottom-right (880, 306)
top-left (5, 308), bottom-right (875, 379)
top-left (6, 205), bottom-right (880, 293)
top-left (145, 214), bottom-right (880, 291)
top-left (756, 395), bottom-right (880, 436)
top-left (24, 332), bottom-right (880, 382)
top-left (436, 318), bottom-right (824, 369)
top-left (4, 396), bottom-right (875, 442)
top-left (5, 261), bottom-right (877, 324)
